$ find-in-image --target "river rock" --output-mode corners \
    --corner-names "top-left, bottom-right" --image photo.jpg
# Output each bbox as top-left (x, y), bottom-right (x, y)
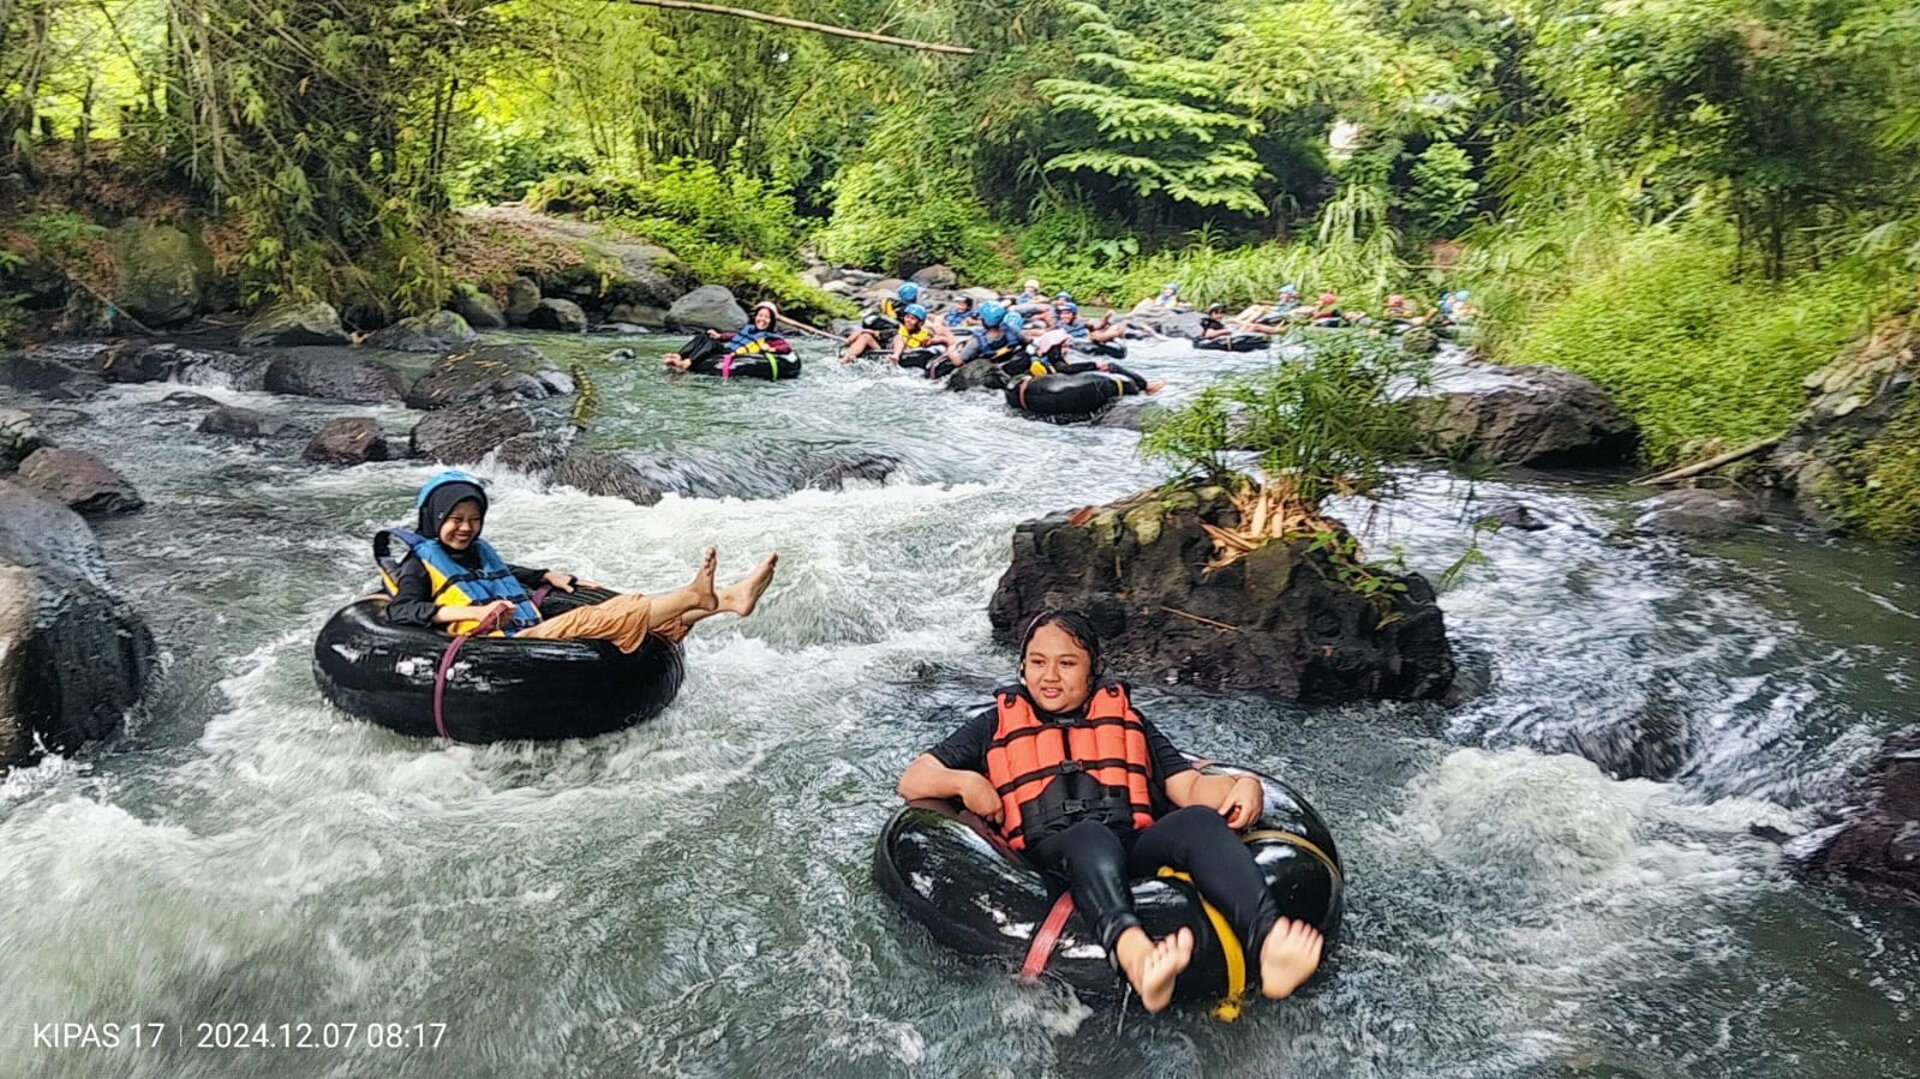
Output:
top-left (410, 405), bottom-right (537, 465)
top-left (1477, 503), bottom-right (1549, 532)
top-left (366, 310), bottom-right (478, 352)
top-left (1790, 729), bottom-right (1920, 909)
top-left (239, 301), bottom-right (351, 347)
top-left (304, 417), bottom-right (388, 465)
top-left (505, 276), bottom-right (542, 326)
top-left (525, 298), bottom-right (588, 333)
top-left (1633, 488), bottom-right (1761, 538)
top-left (945, 357), bottom-right (1008, 393)
top-left (262, 350), bottom-right (408, 403)
top-left (14, 446), bottom-right (142, 515)
top-left (1, 408), bottom-right (50, 472)
top-left (111, 219), bottom-right (214, 326)
top-left (405, 343), bottom-right (553, 410)
top-left (987, 483), bottom-right (1455, 700)
top-left (1420, 362), bottom-right (1639, 467)
top-left (668, 286), bottom-right (748, 333)
top-left (98, 342), bottom-right (271, 390)
top-left (546, 450), bottom-right (666, 506)
top-left (1766, 320), bottom-right (1915, 531)
top-left (910, 264), bottom-right (958, 289)
top-left (450, 284), bottom-right (507, 330)
top-left (0, 481), bottom-right (155, 770)
top-left (198, 405), bottom-right (292, 438)
top-left (606, 303), bottom-right (669, 328)
top-left (4, 350), bottom-right (107, 398)
top-left (805, 453), bottom-right (899, 491)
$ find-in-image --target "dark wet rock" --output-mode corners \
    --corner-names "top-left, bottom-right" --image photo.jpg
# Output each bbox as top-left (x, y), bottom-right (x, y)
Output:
top-left (405, 343), bottom-right (553, 410)
top-left (987, 483), bottom-right (1455, 700)
top-left (4, 349), bottom-right (107, 398)
top-left (410, 405), bottom-right (537, 465)
top-left (1633, 488), bottom-right (1762, 538)
top-left (827, 317), bottom-right (862, 339)
top-left (805, 453), bottom-right (899, 491)
top-left (604, 348), bottom-right (637, 363)
top-left (1, 408), bottom-right (51, 473)
top-left (159, 391), bottom-right (222, 409)
top-left (110, 220), bottom-right (214, 326)
top-left (1477, 503), bottom-right (1549, 532)
top-left (0, 480), bottom-right (156, 770)
top-left (493, 430), bottom-right (573, 473)
top-left (1766, 321), bottom-right (1915, 531)
top-left (546, 450), bottom-right (666, 506)
top-left (1420, 362), bottom-right (1639, 467)
top-left (668, 285), bottom-right (748, 333)
top-left (1790, 730), bottom-right (1920, 909)
top-left (910, 264), bottom-right (958, 289)
top-left (450, 284), bottom-right (507, 330)
top-left (1566, 704), bottom-right (1690, 781)
top-left (98, 342), bottom-right (271, 391)
top-left (366, 310), bottom-right (477, 353)
top-left (945, 357), bottom-right (1008, 393)
top-left (14, 446), bottom-right (143, 515)
top-left (1130, 308), bottom-right (1204, 339)
top-left (553, 241), bottom-right (690, 310)
top-left (239, 301), bottom-right (351, 347)
top-left (262, 350), bottom-right (407, 403)
top-left (525, 298), bottom-right (588, 333)
top-left (198, 405), bottom-right (292, 438)
top-left (859, 278), bottom-right (908, 304)
top-left (606, 303), bottom-right (669, 328)
top-left (505, 276), bottom-right (542, 326)
top-left (303, 417), bottom-right (388, 465)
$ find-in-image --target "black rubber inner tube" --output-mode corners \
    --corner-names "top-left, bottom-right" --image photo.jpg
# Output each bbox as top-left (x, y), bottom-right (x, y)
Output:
top-left (1192, 332), bottom-right (1269, 353)
top-left (1005, 371), bottom-right (1124, 421)
top-left (873, 764), bottom-right (1344, 1005)
top-left (313, 586), bottom-right (685, 742)
top-left (1073, 339), bottom-right (1128, 360)
top-left (898, 346), bottom-right (943, 370)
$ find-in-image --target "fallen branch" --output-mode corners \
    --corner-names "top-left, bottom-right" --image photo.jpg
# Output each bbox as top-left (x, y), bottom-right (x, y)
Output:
top-left (777, 312), bottom-right (845, 343)
top-left (1161, 606), bottom-right (1239, 633)
top-left (1635, 435), bottom-right (1782, 486)
top-left (604, 0), bottom-right (977, 54)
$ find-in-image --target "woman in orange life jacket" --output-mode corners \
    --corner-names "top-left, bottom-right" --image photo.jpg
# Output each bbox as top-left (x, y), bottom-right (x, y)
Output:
top-left (384, 471), bottom-right (778, 650)
top-left (895, 610), bottom-right (1325, 1013)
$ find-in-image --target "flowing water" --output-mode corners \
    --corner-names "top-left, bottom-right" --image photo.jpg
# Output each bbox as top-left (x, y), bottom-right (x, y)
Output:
top-left (2, 332), bottom-right (1916, 1078)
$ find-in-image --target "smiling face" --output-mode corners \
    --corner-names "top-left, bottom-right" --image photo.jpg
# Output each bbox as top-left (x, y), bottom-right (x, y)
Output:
top-left (753, 307), bottom-right (775, 331)
top-left (438, 498), bottom-right (485, 551)
top-left (1022, 622), bottom-right (1094, 714)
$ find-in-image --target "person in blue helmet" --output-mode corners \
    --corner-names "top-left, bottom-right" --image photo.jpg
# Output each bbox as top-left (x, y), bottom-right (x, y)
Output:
top-left (840, 282), bottom-right (922, 363)
top-left (934, 301), bottom-right (1028, 375)
top-left (1436, 289), bottom-right (1474, 326)
top-left (943, 294), bottom-right (979, 330)
top-left (1133, 281), bottom-right (1190, 314)
top-left (1055, 301), bottom-right (1129, 346)
top-left (382, 471), bottom-right (778, 650)
top-left (886, 303), bottom-right (957, 368)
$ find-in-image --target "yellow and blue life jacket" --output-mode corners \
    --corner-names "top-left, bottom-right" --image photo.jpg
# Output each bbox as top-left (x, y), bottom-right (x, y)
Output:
top-left (375, 529), bottom-right (542, 637)
top-left (899, 322), bottom-right (934, 349)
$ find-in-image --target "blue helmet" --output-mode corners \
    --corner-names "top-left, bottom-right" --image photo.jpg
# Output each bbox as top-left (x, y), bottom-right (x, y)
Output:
top-left (979, 301), bottom-right (1008, 328)
top-left (1160, 282), bottom-right (1179, 293)
top-left (1055, 291), bottom-right (1074, 302)
top-left (1058, 301), bottom-right (1079, 315)
top-left (903, 303), bottom-right (928, 321)
top-left (1279, 283), bottom-right (1299, 296)
top-left (416, 469), bottom-right (484, 509)
top-left (1003, 312), bottom-right (1026, 335)
top-left (898, 282), bottom-right (920, 302)
top-left (1453, 289), bottom-right (1471, 301)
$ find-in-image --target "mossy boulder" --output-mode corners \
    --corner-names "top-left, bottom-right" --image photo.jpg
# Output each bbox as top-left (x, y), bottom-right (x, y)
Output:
top-left (987, 483), bottom-right (1455, 701)
top-left (111, 219), bottom-right (215, 326)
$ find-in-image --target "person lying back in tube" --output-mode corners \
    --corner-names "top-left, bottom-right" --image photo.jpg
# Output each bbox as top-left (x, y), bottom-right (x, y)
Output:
top-left (885, 304), bottom-right (957, 367)
top-left (1022, 330), bottom-right (1163, 395)
top-left (382, 471), bottom-right (778, 650)
top-left (895, 610), bottom-right (1325, 1013)
top-left (662, 301), bottom-right (793, 374)
top-left (839, 282), bottom-right (921, 363)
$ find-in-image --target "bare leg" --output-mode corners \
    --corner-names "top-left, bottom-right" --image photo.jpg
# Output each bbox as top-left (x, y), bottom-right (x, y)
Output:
top-left (840, 331), bottom-right (878, 363)
top-left (1258, 918), bottom-right (1324, 999)
top-left (643, 546), bottom-right (718, 628)
top-left (662, 353), bottom-right (691, 371)
top-left (1112, 926), bottom-right (1193, 1013)
top-left (1145, 380), bottom-right (1166, 394)
top-left (680, 552), bottom-right (779, 627)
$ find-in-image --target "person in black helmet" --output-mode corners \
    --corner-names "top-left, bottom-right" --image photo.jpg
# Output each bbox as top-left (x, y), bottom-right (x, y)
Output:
top-left (895, 609), bottom-right (1325, 1013)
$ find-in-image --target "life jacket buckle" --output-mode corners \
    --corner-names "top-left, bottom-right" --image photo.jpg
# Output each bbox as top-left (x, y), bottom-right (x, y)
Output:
top-left (1055, 760), bottom-right (1086, 775)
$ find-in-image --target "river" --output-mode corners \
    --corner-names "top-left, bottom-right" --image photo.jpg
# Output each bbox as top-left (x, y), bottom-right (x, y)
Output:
top-left (2, 331), bottom-right (1916, 1077)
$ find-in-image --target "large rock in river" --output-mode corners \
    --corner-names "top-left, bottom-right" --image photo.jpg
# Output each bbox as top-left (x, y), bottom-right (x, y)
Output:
top-left (365, 310), bottom-right (477, 352)
top-left (0, 481), bottom-right (155, 770)
top-left (988, 484), bottom-right (1455, 700)
top-left (668, 285), bottom-right (748, 333)
top-left (304, 417), bottom-right (388, 465)
top-left (1, 407), bottom-right (51, 472)
top-left (410, 405), bottom-right (537, 465)
top-left (404, 343), bottom-right (555, 409)
top-left (111, 219), bottom-right (214, 326)
top-left (239, 301), bottom-right (351, 347)
top-left (263, 350), bottom-right (408, 403)
top-left (525, 298), bottom-right (588, 333)
top-left (450, 284), bottom-right (508, 330)
top-left (1789, 729), bottom-right (1920, 910)
top-left (1419, 360), bottom-right (1639, 467)
top-left (14, 447), bottom-right (143, 515)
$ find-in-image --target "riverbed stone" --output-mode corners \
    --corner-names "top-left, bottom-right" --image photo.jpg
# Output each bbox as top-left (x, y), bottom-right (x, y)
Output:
top-left (13, 447), bottom-right (143, 515)
top-left (1, 408), bottom-right (50, 473)
top-left (546, 450), bottom-right (666, 506)
top-left (1420, 362), bottom-right (1639, 467)
top-left (525, 298), bottom-right (589, 333)
top-left (606, 303), bottom-right (669, 328)
top-left (910, 264), bottom-right (958, 289)
top-left (405, 343), bottom-right (553, 409)
top-left (239, 301), bottom-right (351, 347)
top-left (0, 481), bottom-right (155, 770)
top-left (668, 286), bottom-right (748, 333)
top-left (410, 405), bottom-right (537, 465)
top-left (1766, 320), bottom-right (1915, 532)
top-left (1790, 729), bottom-right (1920, 909)
top-left (198, 405), bottom-right (292, 438)
top-left (1633, 488), bottom-right (1762, 538)
top-left (987, 483), bottom-right (1455, 700)
top-left (450, 284), bottom-right (508, 330)
top-left (505, 276), bottom-right (542, 326)
top-left (366, 310), bottom-right (478, 353)
top-left (111, 220), bottom-right (215, 326)
top-left (263, 350), bottom-right (408, 403)
top-left (304, 417), bottom-right (388, 465)
top-left (945, 357), bottom-right (1008, 393)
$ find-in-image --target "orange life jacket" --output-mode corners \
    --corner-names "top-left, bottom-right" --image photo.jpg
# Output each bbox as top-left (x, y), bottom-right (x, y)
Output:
top-left (984, 683), bottom-right (1156, 850)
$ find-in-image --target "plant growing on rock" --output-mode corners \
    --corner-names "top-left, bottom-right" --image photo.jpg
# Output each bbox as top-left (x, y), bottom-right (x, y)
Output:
top-left (1140, 331), bottom-right (1431, 577)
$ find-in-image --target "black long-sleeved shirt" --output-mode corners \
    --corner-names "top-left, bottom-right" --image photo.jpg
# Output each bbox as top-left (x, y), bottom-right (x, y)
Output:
top-left (384, 550), bottom-right (548, 628)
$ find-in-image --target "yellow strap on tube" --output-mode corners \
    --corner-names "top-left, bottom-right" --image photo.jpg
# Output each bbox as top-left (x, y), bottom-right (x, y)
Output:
top-left (1156, 867), bottom-right (1245, 1022)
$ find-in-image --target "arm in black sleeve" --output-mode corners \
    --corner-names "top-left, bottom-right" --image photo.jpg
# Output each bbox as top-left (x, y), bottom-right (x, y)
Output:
top-left (1055, 360), bottom-right (1104, 375)
top-left (925, 706), bottom-right (996, 773)
top-left (1138, 715), bottom-right (1195, 785)
top-left (508, 564), bottom-right (549, 590)
top-left (1106, 363), bottom-right (1150, 394)
top-left (383, 558), bottom-right (441, 627)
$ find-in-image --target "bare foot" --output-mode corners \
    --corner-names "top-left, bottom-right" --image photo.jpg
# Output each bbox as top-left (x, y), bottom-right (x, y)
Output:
top-left (688, 546), bottom-right (719, 609)
top-left (1258, 918), bottom-right (1324, 999)
top-left (1113, 926), bottom-right (1193, 1014)
top-left (1146, 379), bottom-right (1166, 395)
top-left (716, 552), bottom-right (779, 616)
top-left (663, 354), bottom-right (690, 372)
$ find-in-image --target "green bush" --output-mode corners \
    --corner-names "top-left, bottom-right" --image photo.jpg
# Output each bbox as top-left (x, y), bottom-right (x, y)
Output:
top-left (817, 158), bottom-right (1007, 282)
top-left (453, 128), bottom-right (592, 206)
top-left (1500, 226), bottom-right (1872, 464)
top-left (1830, 391), bottom-right (1920, 545)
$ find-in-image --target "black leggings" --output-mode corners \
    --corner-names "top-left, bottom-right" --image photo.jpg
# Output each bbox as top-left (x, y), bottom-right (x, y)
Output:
top-left (1028, 806), bottom-right (1279, 964)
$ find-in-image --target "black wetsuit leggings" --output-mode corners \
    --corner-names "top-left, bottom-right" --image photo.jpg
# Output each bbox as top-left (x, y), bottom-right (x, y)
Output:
top-left (1028, 806), bottom-right (1279, 965)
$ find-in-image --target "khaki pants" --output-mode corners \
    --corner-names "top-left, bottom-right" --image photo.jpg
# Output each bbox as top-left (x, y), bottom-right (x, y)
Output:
top-left (516, 593), bottom-right (690, 653)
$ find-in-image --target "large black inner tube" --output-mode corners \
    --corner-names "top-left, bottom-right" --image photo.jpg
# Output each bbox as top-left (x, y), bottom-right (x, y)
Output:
top-left (1192, 332), bottom-right (1269, 353)
top-left (898, 346), bottom-right (944, 370)
top-left (1072, 338), bottom-right (1128, 360)
top-left (873, 764), bottom-right (1344, 1005)
top-left (674, 333), bottom-right (800, 380)
top-left (313, 586), bottom-right (685, 742)
top-left (1005, 371), bottom-right (1123, 421)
